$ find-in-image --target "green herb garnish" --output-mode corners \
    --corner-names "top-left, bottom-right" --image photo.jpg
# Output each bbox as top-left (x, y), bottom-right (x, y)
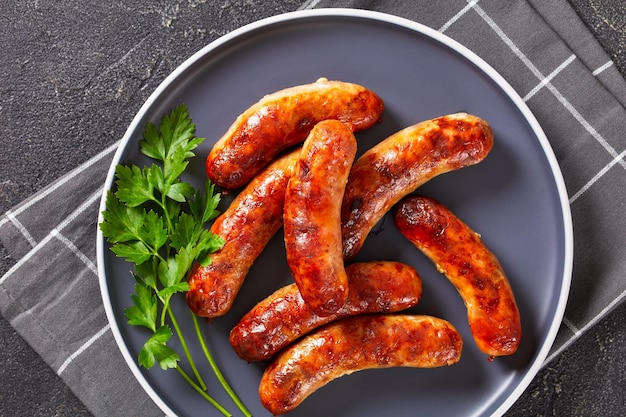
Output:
top-left (100, 104), bottom-right (251, 417)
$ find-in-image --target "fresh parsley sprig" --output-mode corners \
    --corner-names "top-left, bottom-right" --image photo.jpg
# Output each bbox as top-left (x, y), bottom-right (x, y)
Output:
top-left (100, 104), bottom-right (251, 417)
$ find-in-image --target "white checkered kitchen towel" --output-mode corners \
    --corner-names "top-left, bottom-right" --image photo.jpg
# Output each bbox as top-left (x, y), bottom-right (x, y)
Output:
top-left (1, 1), bottom-right (625, 416)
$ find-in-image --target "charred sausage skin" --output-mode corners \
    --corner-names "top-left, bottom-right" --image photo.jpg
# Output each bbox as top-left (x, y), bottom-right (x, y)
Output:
top-left (284, 119), bottom-right (358, 316)
top-left (206, 78), bottom-right (384, 190)
top-left (393, 195), bottom-right (521, 357)
top-left (259, 314), bottom-right (462, 415)
top-left (229, 261), bottom-right (422, 362)
top-left (186, 148), bottom-right (300, 319)
top-left (341, 112), bottom-right (494, 259)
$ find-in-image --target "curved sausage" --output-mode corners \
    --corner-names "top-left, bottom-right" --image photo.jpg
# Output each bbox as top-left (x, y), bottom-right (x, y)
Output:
top-left (259, 314), bottom-right (462, 415)
top-left (206, 78), bottom-right (384, 190)
top-left (229, 261), bottom-right (422, 362)
top-left (186, 148), bottom-right (300, 319)
top-left (284, 120), bottom-right (357, 316)
top-left (393, 195), bottom-right (521, 357)
top-left (341, 112), bottom-right (493, 259)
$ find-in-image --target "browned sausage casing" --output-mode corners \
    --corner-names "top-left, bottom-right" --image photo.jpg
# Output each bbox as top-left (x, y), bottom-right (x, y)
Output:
top-left (186, 149), bottom-right (300, 318)
top-left (284, 120), bottom-right (357, 316)
top-left (206, 78), bottom-right (384, 190)
top-left (393, 196), bottom-right (521, 357)
top-left (259, 314), bottom-right (462, 415)
top-left (229, 261), bottom-right (422, 362)
top-left (341, 112), bottom-right (494, 259)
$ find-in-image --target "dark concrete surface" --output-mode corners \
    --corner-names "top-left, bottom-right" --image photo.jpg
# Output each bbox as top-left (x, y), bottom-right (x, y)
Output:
top-left (0, 1), bottom-right (624, 416)
top-left (569, 0), bottom-right (626, 79)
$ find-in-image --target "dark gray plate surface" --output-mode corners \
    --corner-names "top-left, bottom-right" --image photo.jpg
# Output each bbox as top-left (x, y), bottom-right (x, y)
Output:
top-left (97, 9), bottom-right (572, 417)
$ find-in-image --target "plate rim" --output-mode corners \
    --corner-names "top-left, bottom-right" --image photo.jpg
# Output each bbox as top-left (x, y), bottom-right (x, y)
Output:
top-left (96, 8), bottom-right (574, 417)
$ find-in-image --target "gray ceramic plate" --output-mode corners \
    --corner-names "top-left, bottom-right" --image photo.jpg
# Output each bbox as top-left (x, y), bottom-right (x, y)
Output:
top-left (97, 9), bottom-right (573, 417)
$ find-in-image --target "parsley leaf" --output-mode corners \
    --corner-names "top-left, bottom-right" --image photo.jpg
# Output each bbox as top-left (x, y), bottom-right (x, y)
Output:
top-left (100, 104), bottom-right (250, 416)
top-left (125, 282), bottom-right (157, 332)
top-left (170, 212), bottom-right (202, 249)
top-left (138, 325), bottom-right (179, 370)
top-left (100, 191), bottom-right (140, 243)
top-left (110, 241), bottom-right (153, 265)
top-left (166, 181), bottom-right (195, 203)
top-left (140, 210), bottom-right (168, 252)
top-left (114, 165), bottom-right (155, 207)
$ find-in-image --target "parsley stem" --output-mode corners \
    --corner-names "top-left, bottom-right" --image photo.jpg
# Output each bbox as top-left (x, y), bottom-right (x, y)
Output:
top-left (176, 366), bottom-right (232, 417)
top-left (159, 195), bottom-right (175, 236)
top-left (192, 314), bottom-right (252, 417)
top-left (167, 307), bottom-right (207, 392)
top-left (159, 296), bottom-right (169, 328)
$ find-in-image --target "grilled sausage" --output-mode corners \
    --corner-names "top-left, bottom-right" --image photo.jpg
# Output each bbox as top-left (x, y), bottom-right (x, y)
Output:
top-left (284, 120), bottom-right (357, 316)
top-left (341, 112), bottom-right (493, 259)
top-left (186, 148), bottom-right (300, 319)
top-left (229, 261), bottom-right (422, 362)
top-left (259, 314), bottom-right (462, 415)
top-left (393, 195), bottom-right (521, 357)
top-left (206, 78), bottom-right (384, 190)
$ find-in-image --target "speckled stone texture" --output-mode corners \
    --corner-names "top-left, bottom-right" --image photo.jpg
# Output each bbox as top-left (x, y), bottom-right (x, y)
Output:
top-left (569, 0), bottom-right (626, 79)
top-left (0, 1), bottom-right (624, 416)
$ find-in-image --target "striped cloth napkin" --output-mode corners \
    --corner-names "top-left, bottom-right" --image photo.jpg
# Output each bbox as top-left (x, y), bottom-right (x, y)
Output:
top-left (1, 1), bottom-right (625, 416)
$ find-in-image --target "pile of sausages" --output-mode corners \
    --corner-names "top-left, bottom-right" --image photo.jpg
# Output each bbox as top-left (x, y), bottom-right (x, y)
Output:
top-left (185, 78), bottom-right (521, 415)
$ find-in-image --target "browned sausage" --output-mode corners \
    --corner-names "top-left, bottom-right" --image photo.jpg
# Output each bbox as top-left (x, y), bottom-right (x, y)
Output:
top-left (341, 112), bottom-right (494, 259)
top-left (206, 78), bottom-right (384, 190)
top-left (393, 195), bottom-right (521, 358)
top-left (186, 148), bottom-right (300, 319)
top-left (229, 261), bottom-right (422, 362)
top-left (259, 314), bottom-right (462, 415)
top-left (284, 120), bottom-right (357, 316)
